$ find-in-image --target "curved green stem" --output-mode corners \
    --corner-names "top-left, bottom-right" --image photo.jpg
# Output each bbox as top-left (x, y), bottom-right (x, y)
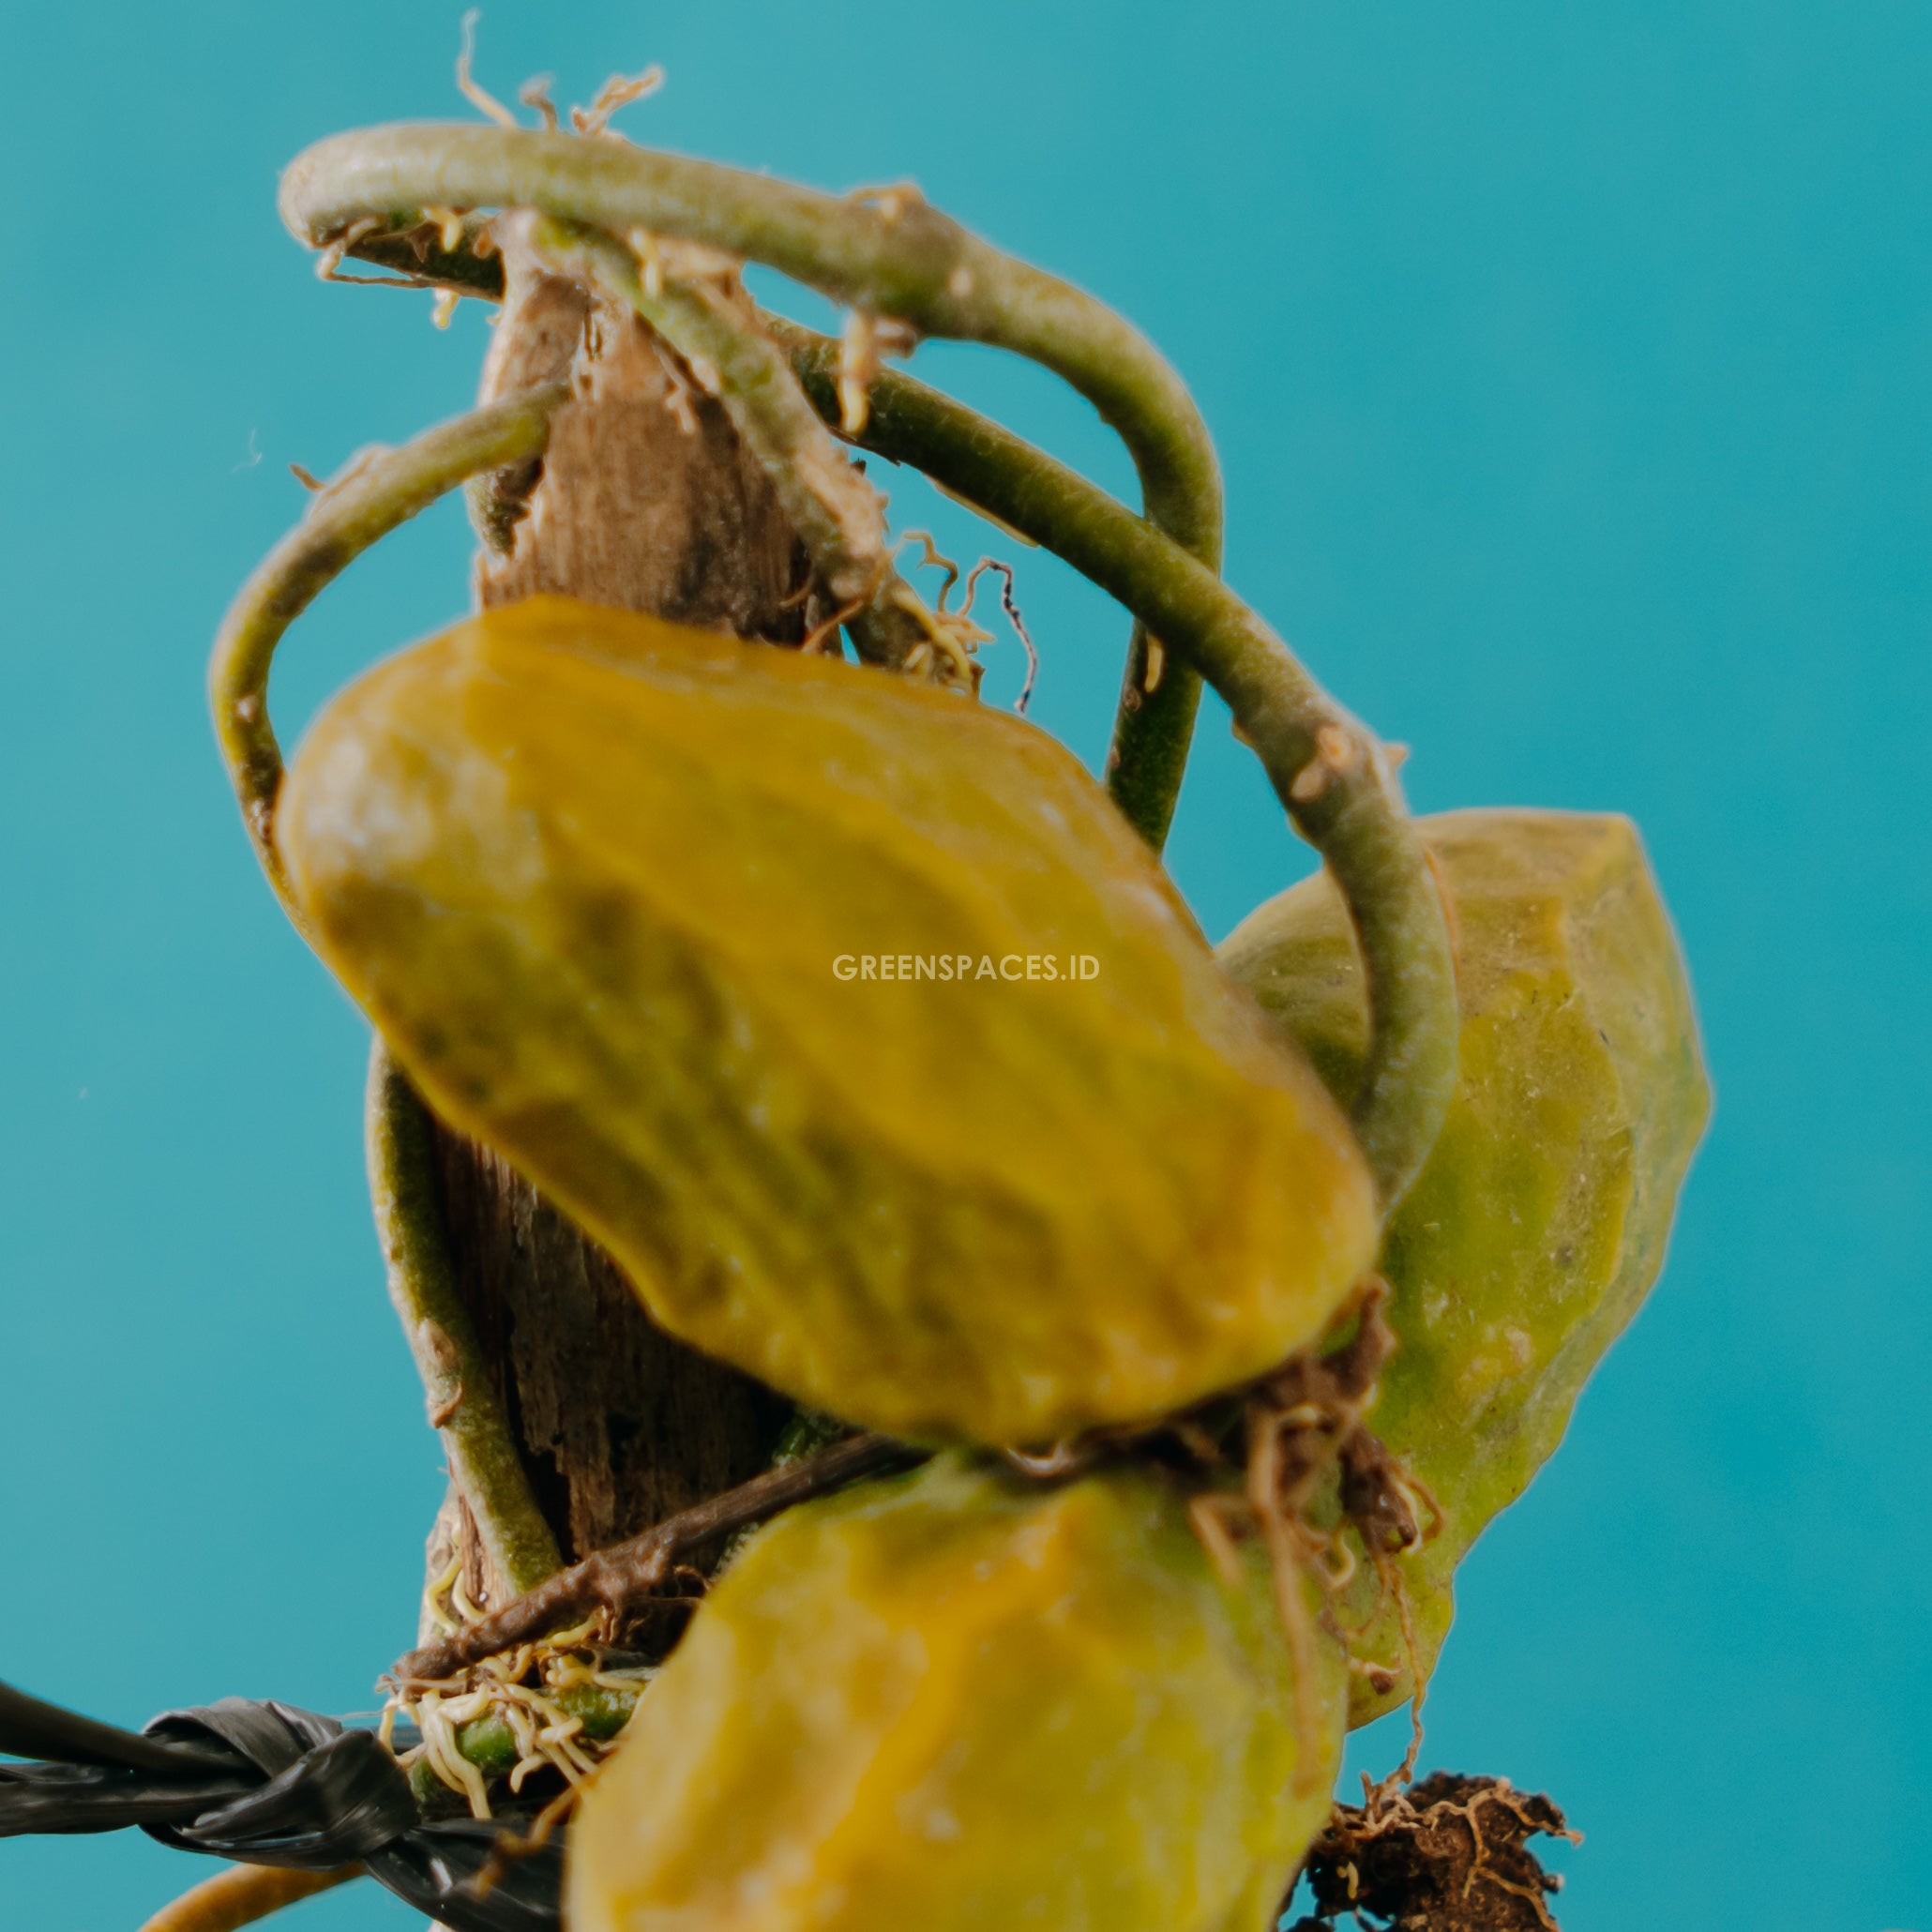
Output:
top-left (770, 321), bottom-right (1457, 1208)
top-left (279, 124), bottom-right (1217, 843)
top-left (368, 1038), bottom-right (564, 1595)
top-left (208, 382), bottom-right (566, 919)
top-left (209, 393), bottom-right (569, 1597)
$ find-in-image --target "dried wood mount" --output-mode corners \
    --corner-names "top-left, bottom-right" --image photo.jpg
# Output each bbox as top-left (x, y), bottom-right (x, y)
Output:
top-left (421, 235), bottom-right (810, 1629)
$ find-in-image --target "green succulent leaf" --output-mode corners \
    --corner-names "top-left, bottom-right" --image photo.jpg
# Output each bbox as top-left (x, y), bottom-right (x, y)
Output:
top-left (568, 1455), bottom-right (1346, 1932)
top-left (1219, 808), bottom-right (1712, 1723)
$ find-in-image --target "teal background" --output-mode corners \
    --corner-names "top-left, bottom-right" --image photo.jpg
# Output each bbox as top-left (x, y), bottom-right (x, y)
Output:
top-left (1, 3), bottom-right (1925, 1926)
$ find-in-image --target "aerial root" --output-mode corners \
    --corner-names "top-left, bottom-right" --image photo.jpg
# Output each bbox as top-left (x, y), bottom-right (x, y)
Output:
top-left (136, 1864), bottom-right (362, 1932)
top-left (572, 65), bottom-right (665, 136)
top-left (394, 1434), bottom-right (919, 1683)
top-left (518, 75), bottom-right (559, 130)
top-left (897, 528), bottom-right (963, 611)
top-left (1160, 1277), bottom-right (1444, 1775)
top-left (800, 592), bottom-right (870, 656)
top-left (390, 1509), bottom-right (642, 1818)
top-left (458, 14), bottom-right (661, 139)
top-left (456, 11), bottom-right (519, 128)
top-left (836, 309), bottom-right (919, 435)
top-left (1379, 1550), bottom-right (1427, 1785)
top-left (468, 1780), bottom-right (582, 1901)
top-left (838, 309), bottom-right (879, 434)
top-left (961, 556), bottom-right (1039, 713)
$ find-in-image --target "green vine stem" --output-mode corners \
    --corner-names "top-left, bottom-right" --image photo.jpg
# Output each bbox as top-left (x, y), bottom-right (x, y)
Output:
top-left (208, 393), bottom-right (570, 1596)
top-left (209, 381), bottom-right (566, 921)
top-left (368, 1038), bottom-right (565, 1596)
top-left (768, 321), bottom-right (1457, 1207)
top-left (521, 215), bottom-right (974, 688)
top-left (278, 123), bottom-right (1218, 847)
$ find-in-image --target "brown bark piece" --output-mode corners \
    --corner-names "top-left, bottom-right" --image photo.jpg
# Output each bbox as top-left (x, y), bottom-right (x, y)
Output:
top-left (472, 223), bottom-right (806, 637)
top-left (416, 234), bottom-right (807, 1619)
top-left (432, 1134), bottom-right (791, 1571)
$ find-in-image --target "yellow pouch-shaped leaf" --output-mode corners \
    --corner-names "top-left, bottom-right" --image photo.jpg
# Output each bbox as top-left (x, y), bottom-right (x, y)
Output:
top-left (1218, 809), bottom-right (1710, 1722)
top-left (279, 596), bottom-right (1377, 1445)
top-left (567, 1456), bottom-right (1345, 1932)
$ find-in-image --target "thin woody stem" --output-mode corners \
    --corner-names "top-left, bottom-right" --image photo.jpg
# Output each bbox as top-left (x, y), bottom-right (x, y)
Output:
top-left (368, 1039), bottom-right (564, 1595)
top-left (769, 320), bottom-right (1457, 1207)
top-left (208, 381), bottom-right (566, 922)
top-left (279, 123), bottom-right (1218, 844)
top-left (522, 216), bottom-right (974, 689)
top-left (136, 1864), bottom-right (362, 1932)
top-left (395, 1432), bottom-right (925, 1683)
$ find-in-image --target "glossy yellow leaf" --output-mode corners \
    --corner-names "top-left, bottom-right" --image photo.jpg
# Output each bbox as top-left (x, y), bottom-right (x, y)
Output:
top-left (567, 1456), bottom-right (1345, 1932)
top-left (279, 596), bottom-right (1377, 1445)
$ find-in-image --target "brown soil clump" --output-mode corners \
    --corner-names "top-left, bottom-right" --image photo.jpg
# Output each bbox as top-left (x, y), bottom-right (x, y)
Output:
top-left (1287, 1771), bottom-right (1577, 1931)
